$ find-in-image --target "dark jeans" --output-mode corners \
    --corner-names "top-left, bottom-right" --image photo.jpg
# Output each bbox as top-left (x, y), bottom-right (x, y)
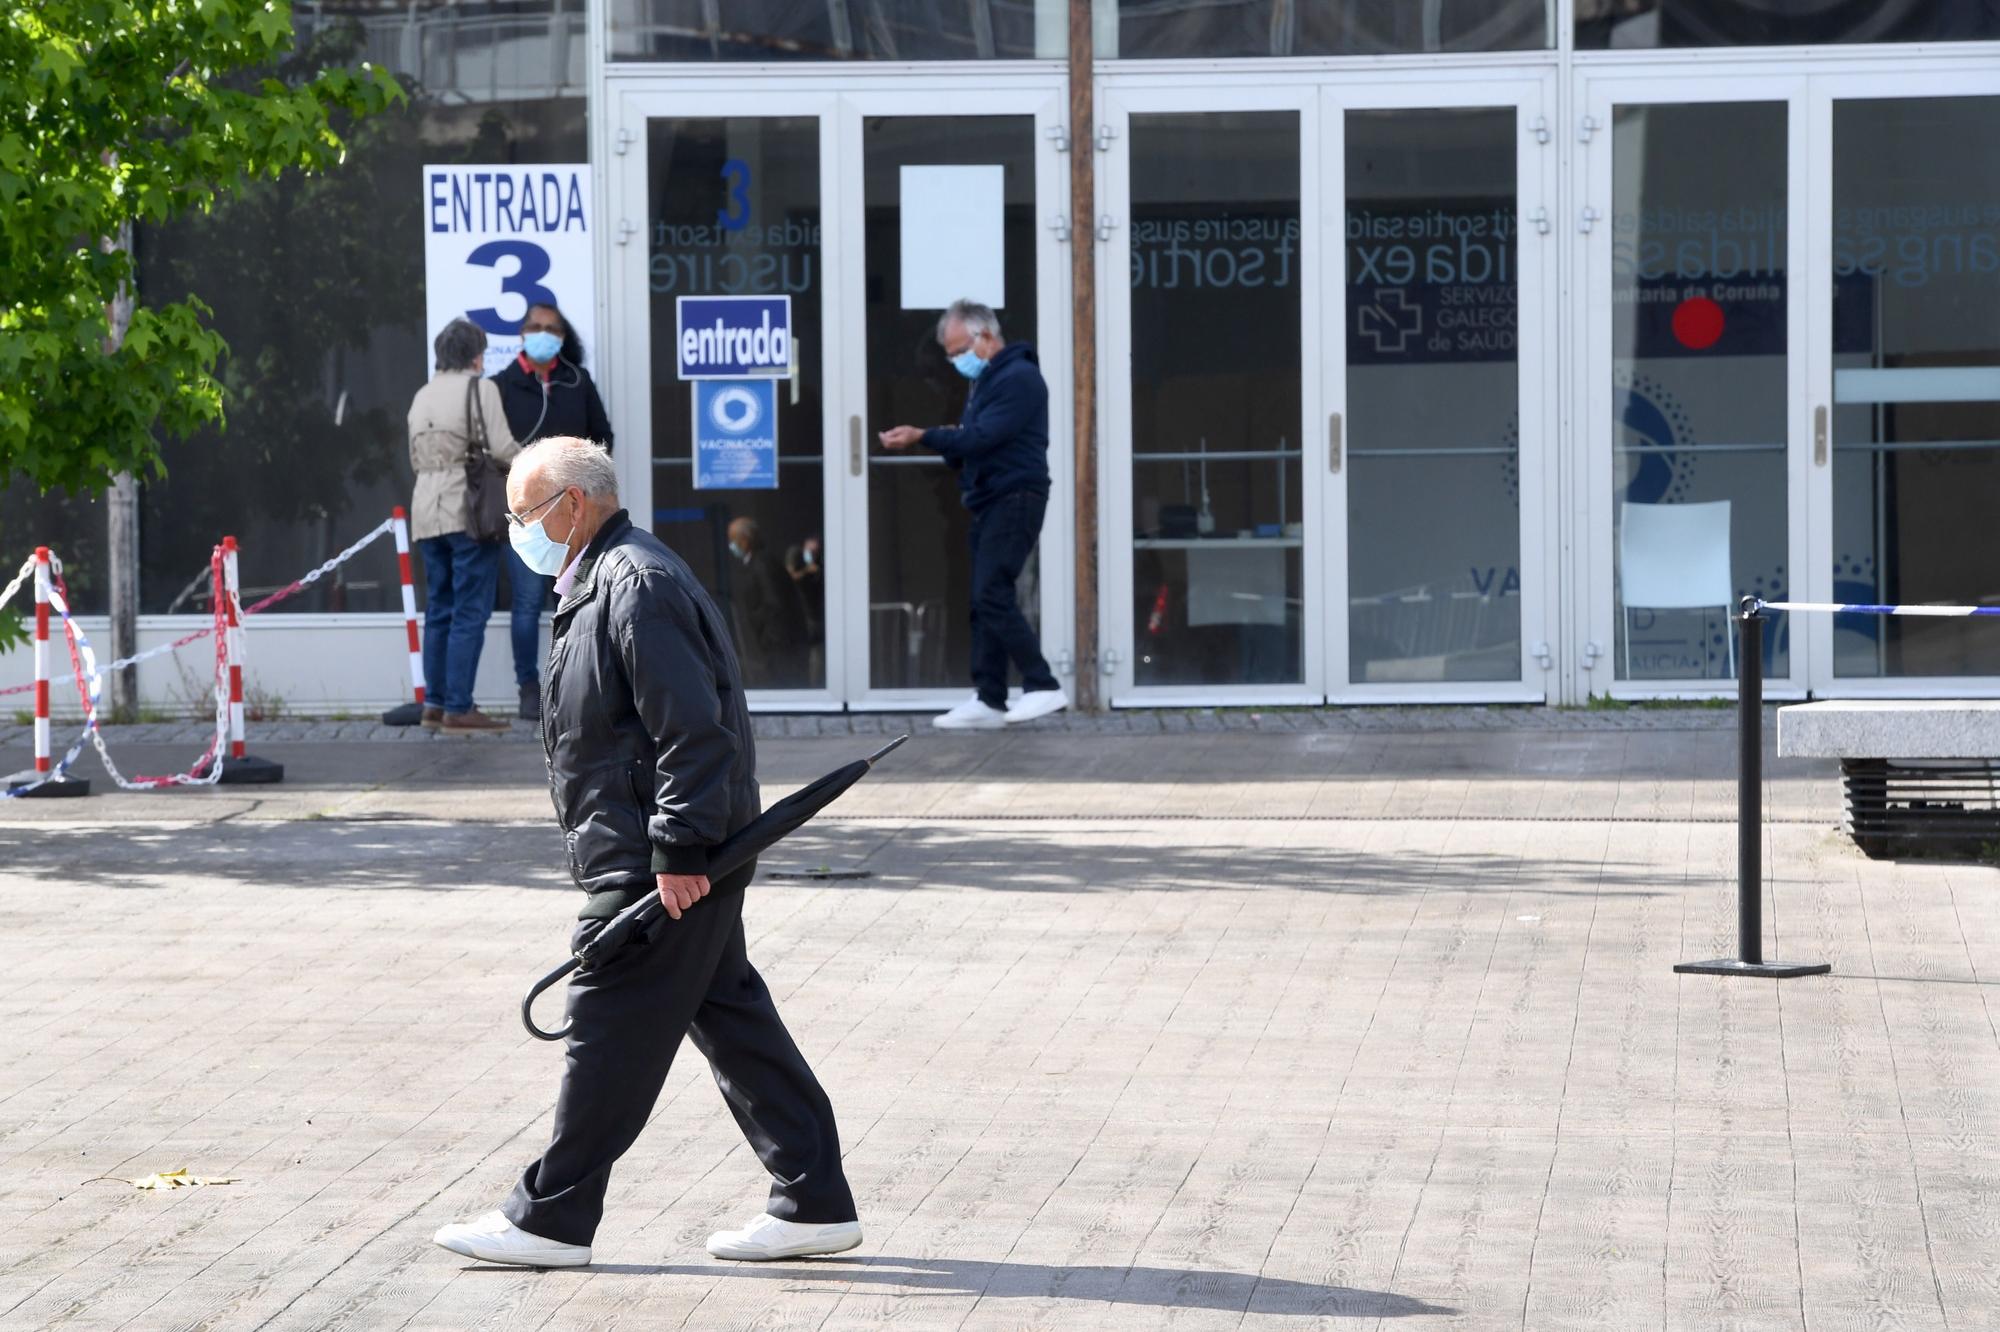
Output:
top-left (969, 489), bottom-right (1058, 711)
top-left (418, 532), bottom-right (501, 715)
top-left (505, 862), bottom-right (856, 1247)
top-left (504, 541), bottom-right (551, 688)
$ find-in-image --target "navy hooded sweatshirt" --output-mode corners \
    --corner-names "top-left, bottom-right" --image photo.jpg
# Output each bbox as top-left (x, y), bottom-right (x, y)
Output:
top-left (919, 342), bottom-right (1051, 513)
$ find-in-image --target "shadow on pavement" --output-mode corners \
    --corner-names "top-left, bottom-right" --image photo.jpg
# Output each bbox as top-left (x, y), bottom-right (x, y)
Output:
top-left (473, 1256), bottom-right (1454, 1317)
top-left (0, 819), bottom-right (1670, 898)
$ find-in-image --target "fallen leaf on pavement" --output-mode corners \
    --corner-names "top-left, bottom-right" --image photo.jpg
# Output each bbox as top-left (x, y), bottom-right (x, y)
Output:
top-left (116, 1169), bottom-right (238, 1190)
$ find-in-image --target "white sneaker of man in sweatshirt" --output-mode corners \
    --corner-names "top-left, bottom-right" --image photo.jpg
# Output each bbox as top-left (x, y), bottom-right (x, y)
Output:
top-left (1005, 688), bottom-right (1067, 725)
top-left (933, 696), bottom-right (1007, 730)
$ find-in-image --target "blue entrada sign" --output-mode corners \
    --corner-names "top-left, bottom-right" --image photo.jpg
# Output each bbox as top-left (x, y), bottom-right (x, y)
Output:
top-left (676, 295), bottom-right (791, 379)
top-left (693, 379), bottom-right (778, 490)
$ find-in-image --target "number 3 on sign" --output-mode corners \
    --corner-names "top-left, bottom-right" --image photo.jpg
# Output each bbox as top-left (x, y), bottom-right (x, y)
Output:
top-left (718, 159), bottom-right (752, 232)
top-left (464, 240), bottom-right (558, 334)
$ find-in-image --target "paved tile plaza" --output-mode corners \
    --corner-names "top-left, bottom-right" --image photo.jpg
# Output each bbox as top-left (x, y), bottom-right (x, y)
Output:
top-left (1, 719), bottom-right (1996, 1329)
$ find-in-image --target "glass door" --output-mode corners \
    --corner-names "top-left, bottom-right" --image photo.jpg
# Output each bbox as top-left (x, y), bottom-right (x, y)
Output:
top-left (1578, 73), bottom-right (1810, 699)
top-left (1325, 76), bottom-right (1554, 700)
top-left (1100, 86), bottom-right (1324, 706)
top-left (835, 87), bottom-right (1072, 710)
top-left (612, 81), bottom-right (1068, 711)
top-left (1808, 72), bottom-right (2000, 696)
top-left (1100, 76), bottom-right (1551, 706)
top-left (612, 88), bottom-right (847, 706)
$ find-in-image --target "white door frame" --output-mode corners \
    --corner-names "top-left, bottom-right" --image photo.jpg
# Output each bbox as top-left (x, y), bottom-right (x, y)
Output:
top-left (1097, 82), bottom-right (1325, 708)
top-left (1804, 63), bottom-right (2000, 699)
top-left (1321, 69), bottom-right (1558, 705)
top-left (604, 84), bottom-right (847, 709)
top-left (1096, 68), bottom-right (1555, 708)
top-left (1572, 65), bottom-right (1813, 702)
top-left (833, 82), bottom-right (1074, 713)
top-left (603, 71), bottom-right (1070, 713)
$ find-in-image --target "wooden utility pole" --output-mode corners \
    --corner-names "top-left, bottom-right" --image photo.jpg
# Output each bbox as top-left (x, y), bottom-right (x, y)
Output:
top-left (1067, 0), bottom-right (1100, 711)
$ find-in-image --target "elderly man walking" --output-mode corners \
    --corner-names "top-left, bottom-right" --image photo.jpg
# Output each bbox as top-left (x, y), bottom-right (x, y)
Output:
top-left (432, 437), bottom-right (860, 1268)
top-left (879, 299), bottom-right (1067, 731)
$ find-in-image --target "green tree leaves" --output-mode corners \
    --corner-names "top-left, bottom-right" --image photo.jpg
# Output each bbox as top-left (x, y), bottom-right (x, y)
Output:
top-left (0, 0), bottom-right (403, 497)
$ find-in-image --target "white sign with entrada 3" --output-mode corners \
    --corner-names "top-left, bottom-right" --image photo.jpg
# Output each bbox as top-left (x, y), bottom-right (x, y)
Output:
top-left (423, 164), bottom-right (595, 377)
top-left (676, 296), bottom-right (792, 379)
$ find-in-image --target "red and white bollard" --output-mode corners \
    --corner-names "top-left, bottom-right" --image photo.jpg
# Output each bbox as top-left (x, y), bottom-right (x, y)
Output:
top-left (380, 506), bottom-right (431, 726)
top-left (213, 536), bottom-right (284, 785)
top-left (4, 547), bottom-right (89, 796)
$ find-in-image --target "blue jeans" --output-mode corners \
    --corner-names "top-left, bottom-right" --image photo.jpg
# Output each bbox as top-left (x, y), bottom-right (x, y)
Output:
top-left (504, 541), bottom-right (552, 687)
top-left (969, 489), bottom-right (1057, 711)
top-left (419, 533), bottom-right (502, 715)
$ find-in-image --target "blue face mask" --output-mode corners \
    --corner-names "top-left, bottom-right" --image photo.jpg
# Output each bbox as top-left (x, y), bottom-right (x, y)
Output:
top-left (522, 331), bottom-right (562, 364)
top-left (508, 497), bottom-right (574, 576)
top-left (950, 348), bottom-right (986, 380)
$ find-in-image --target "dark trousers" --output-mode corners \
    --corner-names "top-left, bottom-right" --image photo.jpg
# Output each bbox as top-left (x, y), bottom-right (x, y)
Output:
top-left (969, 489), bottom-right (1058, 711)
top-left (505, 864), bottom-right (856, 1247)
top-left (418, 532), bottom-right (501, 715)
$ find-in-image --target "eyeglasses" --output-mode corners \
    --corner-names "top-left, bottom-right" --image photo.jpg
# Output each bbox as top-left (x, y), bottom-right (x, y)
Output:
top-left (506, 489), bottom-right (567, 529)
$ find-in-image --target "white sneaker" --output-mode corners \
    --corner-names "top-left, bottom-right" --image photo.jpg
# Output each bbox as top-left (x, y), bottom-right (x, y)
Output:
top-left (1005, 689), bottom-right (1068, 724)
top-left (707, 1213), bottom-right (863, 1262)
top-left (932, 697), bottom-right (1008, 730)
top-left (432, 1210), bottom-right (591, 1268)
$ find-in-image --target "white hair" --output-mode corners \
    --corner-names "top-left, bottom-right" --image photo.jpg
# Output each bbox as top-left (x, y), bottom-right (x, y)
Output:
top-left (937, 299), bottom-right (1001, 342)
top-left (526, 435), bottom-right (618, 500)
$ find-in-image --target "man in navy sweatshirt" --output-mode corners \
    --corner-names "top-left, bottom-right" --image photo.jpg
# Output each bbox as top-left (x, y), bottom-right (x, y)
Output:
top-left (879, 300), bottom-right (1067, 730)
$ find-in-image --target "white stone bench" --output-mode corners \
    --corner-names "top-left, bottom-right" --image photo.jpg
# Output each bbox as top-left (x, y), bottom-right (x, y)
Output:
top-left (1778, 701), bottom-right (2000, 857)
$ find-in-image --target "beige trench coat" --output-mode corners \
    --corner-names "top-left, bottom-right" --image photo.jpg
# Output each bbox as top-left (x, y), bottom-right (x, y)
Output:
top-left (406, 370), bottom-right (522, 541)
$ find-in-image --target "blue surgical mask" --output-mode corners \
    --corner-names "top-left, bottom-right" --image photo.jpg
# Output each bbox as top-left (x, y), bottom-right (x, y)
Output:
top-left (509, 502), bottom-right (573, 576)
top-left (950, 348), bottom-right (986, 380)
top-left (522, 331), bottom-right (562, 364)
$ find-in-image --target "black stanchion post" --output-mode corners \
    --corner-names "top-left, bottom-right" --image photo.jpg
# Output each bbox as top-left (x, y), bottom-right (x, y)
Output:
top-left (1675, 599), bottom-right (1828, 980)
top-left (1739, 600), bottom-right (1763, 966)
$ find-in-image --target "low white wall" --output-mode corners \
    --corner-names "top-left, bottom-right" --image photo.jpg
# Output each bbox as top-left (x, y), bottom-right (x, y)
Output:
top-left (0, 613), bottom-right (549, 719)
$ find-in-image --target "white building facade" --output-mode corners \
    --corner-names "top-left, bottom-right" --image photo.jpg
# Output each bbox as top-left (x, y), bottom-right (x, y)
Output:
top-left (7, 0), bottom-right (1999, 714)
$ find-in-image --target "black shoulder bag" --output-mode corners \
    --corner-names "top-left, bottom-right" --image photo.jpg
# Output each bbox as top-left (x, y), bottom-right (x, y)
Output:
top-left (463, 377), bottom-right (511, 543)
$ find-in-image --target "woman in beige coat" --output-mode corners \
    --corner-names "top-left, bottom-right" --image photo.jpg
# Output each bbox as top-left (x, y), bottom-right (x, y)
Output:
top-left (408, 318), bottom-right (522, 734)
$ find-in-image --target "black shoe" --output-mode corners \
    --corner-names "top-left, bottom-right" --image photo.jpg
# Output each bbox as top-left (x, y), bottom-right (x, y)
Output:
top-left (518, 682), bottom-right (542, 723)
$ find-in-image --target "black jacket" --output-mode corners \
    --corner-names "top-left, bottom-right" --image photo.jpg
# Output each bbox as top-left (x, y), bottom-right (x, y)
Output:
top-left (542, 510), bottom-right (759, 919)
top-left (492, 354), bottom-right (615, 450)
top-left (920, 342), bottom-right (1050, 513)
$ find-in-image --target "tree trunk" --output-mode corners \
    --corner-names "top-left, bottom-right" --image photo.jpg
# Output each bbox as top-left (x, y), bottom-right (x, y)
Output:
top-left (103, 215), bottom-right (140, 723)
top-left (107, 474), bottom-right (140, 722)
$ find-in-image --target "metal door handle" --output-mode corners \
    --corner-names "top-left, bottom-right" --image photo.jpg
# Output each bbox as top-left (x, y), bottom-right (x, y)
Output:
top-left (1813, 404), bottom-right (1828, 466)
top-left (849, 416), bottom-right (862, 476)
top-left (1327, 412), bottom-right (1343, 474)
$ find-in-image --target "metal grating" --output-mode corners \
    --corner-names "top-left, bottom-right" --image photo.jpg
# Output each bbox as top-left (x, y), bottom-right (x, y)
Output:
top-left (1842, 758), bottom-right (2000, 858)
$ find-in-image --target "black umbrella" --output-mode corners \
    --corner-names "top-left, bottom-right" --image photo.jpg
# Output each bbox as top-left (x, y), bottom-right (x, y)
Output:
top-left (521, 734), bottom-right (908, 1040)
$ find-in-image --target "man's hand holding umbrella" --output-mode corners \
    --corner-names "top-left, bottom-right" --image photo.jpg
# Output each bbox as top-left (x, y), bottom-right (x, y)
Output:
top-left (657, 872), bottom-right (710, 920)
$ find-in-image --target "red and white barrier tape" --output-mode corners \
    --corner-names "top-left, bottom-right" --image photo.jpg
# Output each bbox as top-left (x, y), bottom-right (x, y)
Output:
top-left (51, 560), bottom-right (232, 790)
top-left (0, 518), bottom-right (396, 699)
top-left (0, 556), bottom-right (33, 616)
top-left (5, 518), bottom-right (403, 794)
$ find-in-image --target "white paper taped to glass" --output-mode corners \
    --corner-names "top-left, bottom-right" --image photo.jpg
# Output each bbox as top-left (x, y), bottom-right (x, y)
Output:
top-left (900, 165), bottom-right (1005, 311)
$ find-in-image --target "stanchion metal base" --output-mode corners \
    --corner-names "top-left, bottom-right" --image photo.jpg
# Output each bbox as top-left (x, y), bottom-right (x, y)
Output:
top-left (1675, 958), bottom-right (1830, 978)
top-left (216, 755), bottom-right (285, 785)
top-left (380, 701), bottom-right (425, 727)
top-left (3, 770), bottom-right (91, 798)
